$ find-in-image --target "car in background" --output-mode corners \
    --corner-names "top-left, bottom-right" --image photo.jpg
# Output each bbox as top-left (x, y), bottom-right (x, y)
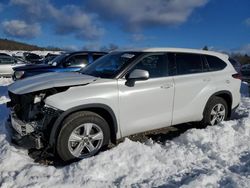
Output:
top-left (241, 64), bottom-right (250, 82)
top-left (41, 54), bottom-right (59, 65)
top-left (0, 55), bottom-right (28, 77)
top-left (23, 52), bottom-right (43, 64)
top-left (0, 53), bottom-right (10, 56)
top-left (45, 53), bottom-right (59, 59)
top-left (13, 51), bottom-right (107, 80)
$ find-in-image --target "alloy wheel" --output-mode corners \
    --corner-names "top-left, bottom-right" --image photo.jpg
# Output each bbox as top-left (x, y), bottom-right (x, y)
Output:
top-left (67, 123), bottom-right (104, 158)
top-left (210, 103), bottom-right (226, 125)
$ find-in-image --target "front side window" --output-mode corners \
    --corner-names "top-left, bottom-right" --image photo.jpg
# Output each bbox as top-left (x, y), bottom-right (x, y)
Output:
top-left (175, 53), bottom-right (203, 75)
top-left (129, 54), bottom-right (168, 78)
top-left (80, 52), bottom-right (142, 78)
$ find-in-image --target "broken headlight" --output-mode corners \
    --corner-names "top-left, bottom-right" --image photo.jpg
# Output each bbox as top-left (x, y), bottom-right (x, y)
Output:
top-left (34, 93), bottom-right (46, 104)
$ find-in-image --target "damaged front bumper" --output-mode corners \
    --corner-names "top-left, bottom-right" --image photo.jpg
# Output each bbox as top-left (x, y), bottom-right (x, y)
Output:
top-left (10, 112), bottom-right (44, 149)
top-left (9, 105), bottom-right (62, 150)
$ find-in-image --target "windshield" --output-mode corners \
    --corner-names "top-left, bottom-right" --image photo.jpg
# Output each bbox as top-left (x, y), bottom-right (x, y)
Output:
top-left (43, 55), bottom-right (58, 65)
top-left (50, 53), bottom-right (69, 66)
top-left (80, 52), bottom-right (142, 78)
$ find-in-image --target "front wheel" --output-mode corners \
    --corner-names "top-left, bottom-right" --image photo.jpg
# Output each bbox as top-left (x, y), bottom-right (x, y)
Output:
top-left (56, 111), bottom-right (110, 162)
top-left (201, 96), bottom-right (228, 127)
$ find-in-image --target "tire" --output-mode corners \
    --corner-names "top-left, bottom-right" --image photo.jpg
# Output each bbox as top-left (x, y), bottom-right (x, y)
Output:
top-left (201, 96), bottom-right (228, 127)
top-left (56, 111), bottom-right (110, 162)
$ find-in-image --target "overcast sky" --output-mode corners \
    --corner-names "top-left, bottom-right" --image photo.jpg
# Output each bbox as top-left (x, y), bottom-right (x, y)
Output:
top-left (0, 0), bottom-right (249, 53)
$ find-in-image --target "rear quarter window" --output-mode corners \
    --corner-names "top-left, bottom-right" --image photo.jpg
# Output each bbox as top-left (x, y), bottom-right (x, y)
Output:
top-left (205, 55), bottom-right (227, 71)
top-left (228, 58), bottom-right (239, 67)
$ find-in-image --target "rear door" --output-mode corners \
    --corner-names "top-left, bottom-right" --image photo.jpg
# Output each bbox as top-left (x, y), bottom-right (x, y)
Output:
top-left (169, 52), bottom-right (213, 125)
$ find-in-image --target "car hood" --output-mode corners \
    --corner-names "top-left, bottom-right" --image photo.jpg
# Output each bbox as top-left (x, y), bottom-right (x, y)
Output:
top-left (13, 64), bottom-right (54, 71)
top-left (8, 72), bottom-right (97, 95)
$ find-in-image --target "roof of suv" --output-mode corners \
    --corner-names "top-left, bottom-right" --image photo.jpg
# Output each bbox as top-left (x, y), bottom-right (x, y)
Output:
top-left (119, 48), bottom-right (229, 59)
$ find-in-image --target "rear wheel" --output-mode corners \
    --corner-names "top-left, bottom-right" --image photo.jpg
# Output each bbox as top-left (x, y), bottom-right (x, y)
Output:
top-left (56, 111), bottom-right (110, 162)
top-left (201, 96), bottom-right (228, 127)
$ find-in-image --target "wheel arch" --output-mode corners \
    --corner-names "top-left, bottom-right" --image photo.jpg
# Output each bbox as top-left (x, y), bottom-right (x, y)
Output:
top-left (49, 103), bottom-right (118, 148)
top-left (203, 90), bottom-right (233, 119)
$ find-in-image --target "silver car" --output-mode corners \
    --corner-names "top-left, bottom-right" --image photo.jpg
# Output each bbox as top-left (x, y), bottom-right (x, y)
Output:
top-left (0, 55), bottom-right (27, 77)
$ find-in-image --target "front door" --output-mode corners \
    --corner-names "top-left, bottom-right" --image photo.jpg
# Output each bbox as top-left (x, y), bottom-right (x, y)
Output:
top-left (118, 53), bottom-right (175, 137)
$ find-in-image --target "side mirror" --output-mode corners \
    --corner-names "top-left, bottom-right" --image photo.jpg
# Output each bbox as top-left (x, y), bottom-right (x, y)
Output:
top-left (125, 69), bottom-right (149, 86)
top-left (52, 62), bottom-right (57, 66)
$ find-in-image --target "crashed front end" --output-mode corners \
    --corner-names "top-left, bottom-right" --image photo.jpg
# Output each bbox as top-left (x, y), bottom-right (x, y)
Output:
top-left (7, 90), bottom-right (63, 150)
top-left (7, 72), bottom-right (96, 150)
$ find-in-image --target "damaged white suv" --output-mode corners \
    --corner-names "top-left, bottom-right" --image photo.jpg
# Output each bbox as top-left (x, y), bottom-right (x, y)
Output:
top-left (8, 48), bottom-right (241, 162)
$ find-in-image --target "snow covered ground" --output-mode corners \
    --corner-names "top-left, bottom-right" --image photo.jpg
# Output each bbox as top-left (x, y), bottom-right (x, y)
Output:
top-left (0, 50), bottom-right (62, 57)
top-left (0, 77), bottom-right (250, 188)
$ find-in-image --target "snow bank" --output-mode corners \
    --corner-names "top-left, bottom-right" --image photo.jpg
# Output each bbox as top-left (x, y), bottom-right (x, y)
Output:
top-left (0, 78), bottom-right (250, 187)
top-left (0, 50), bottom-right (62, 57)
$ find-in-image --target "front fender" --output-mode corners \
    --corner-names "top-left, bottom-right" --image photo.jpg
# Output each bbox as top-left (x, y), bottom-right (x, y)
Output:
top-left (44, 79), bottom-right (120, 147)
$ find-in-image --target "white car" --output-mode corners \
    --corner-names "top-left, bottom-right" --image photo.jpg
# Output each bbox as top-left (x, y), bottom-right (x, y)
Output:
top-left (7, 48), bottom-right (241, 162)
top-left (0, 55), bottom-right (27, 77)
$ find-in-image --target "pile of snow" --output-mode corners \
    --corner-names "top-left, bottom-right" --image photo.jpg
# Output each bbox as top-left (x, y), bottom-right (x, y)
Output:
top-left (0, 78), bottom-right (250, 187)
top-left (0, 50), bottom-right (62, 57)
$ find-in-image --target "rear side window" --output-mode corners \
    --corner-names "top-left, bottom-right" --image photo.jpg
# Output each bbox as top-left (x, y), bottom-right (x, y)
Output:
top-left (228, 58), bottom-right (239, 67)
top-left (175, 53), bottom-right (203, 75)
top-left (205, 55), bottom-right (227, 71)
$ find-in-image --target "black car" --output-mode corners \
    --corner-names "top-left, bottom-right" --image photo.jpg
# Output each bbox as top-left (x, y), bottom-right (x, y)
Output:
top-left (41, 54), bottom-right (59, 64)
top-left (0, 53), bottom-right (10, 56)
top-left (13, 51), bottom-right (107, 80)
top-left (241, 64), bottom-right (250, 82)
top-left (23, 52), bottom-right (43, 64)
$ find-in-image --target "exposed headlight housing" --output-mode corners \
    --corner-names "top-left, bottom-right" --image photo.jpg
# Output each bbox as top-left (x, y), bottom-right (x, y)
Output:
top-left (34, 95), bottom-right (42, 104)
top-left (14, 71), bottom-right (25, 80)
top-left (34, 93), bottom-right (45, 104)
top-left (44, 104), bottom-right (59, 111)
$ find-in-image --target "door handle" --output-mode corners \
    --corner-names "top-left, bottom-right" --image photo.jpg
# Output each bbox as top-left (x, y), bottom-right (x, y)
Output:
top-left (160, 84), bottom-right (173, 89)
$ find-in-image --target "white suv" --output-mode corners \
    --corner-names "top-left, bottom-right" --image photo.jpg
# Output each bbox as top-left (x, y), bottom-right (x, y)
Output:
top-left (8, 48), bottom-right (241, 162)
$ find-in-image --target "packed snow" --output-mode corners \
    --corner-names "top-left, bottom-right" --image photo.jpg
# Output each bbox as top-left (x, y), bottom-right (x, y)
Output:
top-left (0, 50), bottom-right (62, 57)
top-left (0, 77), bottom-right (250, 187)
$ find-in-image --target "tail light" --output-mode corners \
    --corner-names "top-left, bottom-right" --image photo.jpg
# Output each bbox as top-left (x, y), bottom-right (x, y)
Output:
top-left (232, 73), bottom-right (242, 80)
